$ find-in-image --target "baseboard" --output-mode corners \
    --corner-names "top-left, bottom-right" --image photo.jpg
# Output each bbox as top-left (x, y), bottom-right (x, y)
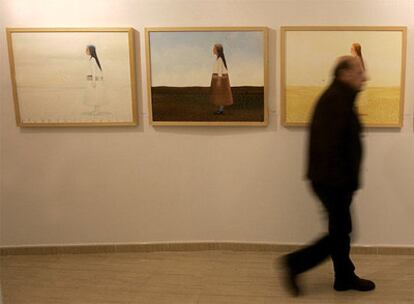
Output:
top-left (1, 242), bottom-right (413, 256)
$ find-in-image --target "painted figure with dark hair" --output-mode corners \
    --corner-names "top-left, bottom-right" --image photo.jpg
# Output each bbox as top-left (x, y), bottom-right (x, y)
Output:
top-left (210, 43), bottom-right (233, 114)
top-left (281, 56), bottom-right (375, 296)
top-left (85, 45), bottom-right (105, 115)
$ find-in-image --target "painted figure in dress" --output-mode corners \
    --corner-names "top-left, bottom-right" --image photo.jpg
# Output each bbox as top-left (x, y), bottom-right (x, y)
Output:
top-left (85, 45), bottom-right (105, 115)
top-left (210, 43), bottom-right (233, 114)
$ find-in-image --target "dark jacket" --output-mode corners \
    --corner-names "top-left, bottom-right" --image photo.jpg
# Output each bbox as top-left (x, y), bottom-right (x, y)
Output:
top-left (307, 79), bottom-right (363, 191)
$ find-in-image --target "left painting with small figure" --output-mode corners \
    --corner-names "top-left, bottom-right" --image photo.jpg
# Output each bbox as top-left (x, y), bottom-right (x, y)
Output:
top-left (7, 28), bottom-right (138, 127)
top-left (146, 27), bottom-right (268, 126)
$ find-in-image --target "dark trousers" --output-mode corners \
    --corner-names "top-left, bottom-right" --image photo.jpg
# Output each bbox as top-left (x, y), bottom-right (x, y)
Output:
top-left (287, 182), bottom-right (356, 280)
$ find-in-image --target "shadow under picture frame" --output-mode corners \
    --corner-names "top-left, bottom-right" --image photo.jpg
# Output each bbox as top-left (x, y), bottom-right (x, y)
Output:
top-left (145, 27), bottom-right (269, 126)
top-left (281, 26), bottom-right (407, 128)
top-left (6, 27), bottom-right (138, 127)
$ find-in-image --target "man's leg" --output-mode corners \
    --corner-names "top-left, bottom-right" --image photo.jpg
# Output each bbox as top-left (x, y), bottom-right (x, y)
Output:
top-left (280, 183), bottom-right (335, 296)
top-left (312, 182), bottom-right (375, 292)
top-left (312, 182), bottom-right (355, 280)
top-left (285, 235), bottom-right (331, 275)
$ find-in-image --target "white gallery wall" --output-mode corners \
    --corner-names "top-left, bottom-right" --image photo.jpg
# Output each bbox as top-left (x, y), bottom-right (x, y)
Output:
top-left (1, 0), bottom-right (414, 248)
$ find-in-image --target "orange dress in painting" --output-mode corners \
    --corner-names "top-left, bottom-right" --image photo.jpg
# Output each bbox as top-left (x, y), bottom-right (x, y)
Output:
top-left (210, 57), bottom-right (233, 106)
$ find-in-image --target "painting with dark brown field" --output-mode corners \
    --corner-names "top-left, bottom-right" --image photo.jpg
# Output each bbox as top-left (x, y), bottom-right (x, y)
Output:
top-left (146, 28), bottom-right (268, 126)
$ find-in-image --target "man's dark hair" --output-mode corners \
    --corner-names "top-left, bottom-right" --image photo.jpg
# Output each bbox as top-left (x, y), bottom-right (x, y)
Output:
top-left (333, 59), bottom-right (352, 79)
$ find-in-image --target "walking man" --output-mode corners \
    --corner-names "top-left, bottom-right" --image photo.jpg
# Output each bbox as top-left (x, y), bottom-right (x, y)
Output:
top-left (282, 56), bottom-right (375, 296)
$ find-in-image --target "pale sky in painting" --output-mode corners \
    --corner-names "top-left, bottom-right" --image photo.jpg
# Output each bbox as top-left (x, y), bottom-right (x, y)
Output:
top-left (149, 31), bottom-right (264, 87)
top-left (11, 32), bottom-right (133, 121)
top-left (12, 32), bottom-right (131, 87)
top-left (286, 31), bottom-right (403, 87)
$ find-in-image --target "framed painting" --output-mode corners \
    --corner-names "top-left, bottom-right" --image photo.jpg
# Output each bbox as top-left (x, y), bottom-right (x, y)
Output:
top-left (145, 27), bottom-right (268, 126)
top-left (6, 28), bottom-right (138, 127)
top-left (281, 26), bottom-right (407, 127)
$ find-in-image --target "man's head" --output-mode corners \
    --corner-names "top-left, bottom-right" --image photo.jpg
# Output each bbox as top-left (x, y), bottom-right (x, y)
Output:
top-left (333, 56), bottom-right (366, 91)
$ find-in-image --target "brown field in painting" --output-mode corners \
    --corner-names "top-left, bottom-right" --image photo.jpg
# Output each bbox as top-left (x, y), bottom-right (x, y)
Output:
top-left (151, 86), bottom-right (264, 122)
top-left (285, 86), bottom-right (401, 126)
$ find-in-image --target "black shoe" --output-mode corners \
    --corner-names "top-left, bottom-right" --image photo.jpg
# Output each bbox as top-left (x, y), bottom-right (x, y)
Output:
top-left (214, 110), bottom-right (224, 114)
top-left (334, 276), bottom-right (375, 292)
top-left (279, 255), bottom-right (301, 296)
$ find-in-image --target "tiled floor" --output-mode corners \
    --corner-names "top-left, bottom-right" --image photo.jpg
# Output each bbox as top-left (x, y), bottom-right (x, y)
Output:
top-left (1, 250), bottom-right (413, 303)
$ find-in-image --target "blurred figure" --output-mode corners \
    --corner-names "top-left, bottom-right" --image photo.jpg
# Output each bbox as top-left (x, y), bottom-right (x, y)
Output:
top-left (281, 56), bottom-right (375, 296)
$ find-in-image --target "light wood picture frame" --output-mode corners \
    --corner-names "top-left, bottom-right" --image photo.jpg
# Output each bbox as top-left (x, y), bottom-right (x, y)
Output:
top-left (281, 26), bottom-right (407, 128)
top-left (7, 28), bottom-right (138, 127)
top-left (145, 27), bottom-right (269, 126)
